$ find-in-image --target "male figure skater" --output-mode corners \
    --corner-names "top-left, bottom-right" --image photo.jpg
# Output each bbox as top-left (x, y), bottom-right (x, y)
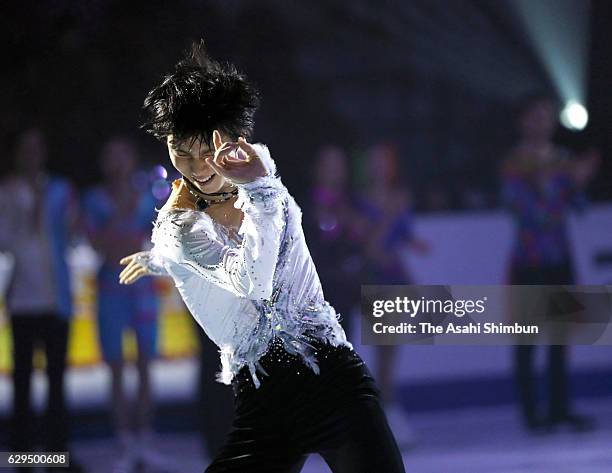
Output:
top-left (119, 41), bottom-right (405, 473)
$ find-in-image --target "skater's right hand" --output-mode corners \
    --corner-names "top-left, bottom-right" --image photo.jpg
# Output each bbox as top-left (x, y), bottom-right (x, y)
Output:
top-left (206, 130), bottom-right (268, 185)
top-left (119, 251), bottom-right (154, 284)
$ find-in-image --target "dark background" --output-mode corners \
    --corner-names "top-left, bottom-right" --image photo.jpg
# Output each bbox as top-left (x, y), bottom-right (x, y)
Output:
top-left (1, 0), bottom-right (610, 208)
top-left (1, 2), bottom-right (612, 469)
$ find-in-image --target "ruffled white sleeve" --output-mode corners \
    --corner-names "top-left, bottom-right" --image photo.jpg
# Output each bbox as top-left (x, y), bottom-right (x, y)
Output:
top-left (136, 248), bottom-right (169, 276)
top-left (152, 143), bottom-right (288, 301)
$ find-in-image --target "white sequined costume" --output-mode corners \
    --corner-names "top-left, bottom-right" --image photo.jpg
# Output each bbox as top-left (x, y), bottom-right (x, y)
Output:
top-left (142, 144), bottom-right (353, 388)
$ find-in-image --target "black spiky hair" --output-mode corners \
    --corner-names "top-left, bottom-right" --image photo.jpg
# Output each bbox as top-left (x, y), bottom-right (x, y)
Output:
top-left (142, 40), bottom-right (260, 147)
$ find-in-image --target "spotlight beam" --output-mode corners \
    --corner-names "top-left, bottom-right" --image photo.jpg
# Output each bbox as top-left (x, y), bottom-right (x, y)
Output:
top-left (511, 0), bottom-right (591, 108)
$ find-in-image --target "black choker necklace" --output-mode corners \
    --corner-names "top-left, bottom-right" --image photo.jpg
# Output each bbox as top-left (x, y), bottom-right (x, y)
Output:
top-left (182, 177), bottom-right (238, 210)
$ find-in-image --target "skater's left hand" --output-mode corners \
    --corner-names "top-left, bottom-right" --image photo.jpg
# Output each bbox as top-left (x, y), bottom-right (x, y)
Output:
top-left (119, 251), bottom-right (153, 284)
top-left (205, 130), bottom-right (268, 184)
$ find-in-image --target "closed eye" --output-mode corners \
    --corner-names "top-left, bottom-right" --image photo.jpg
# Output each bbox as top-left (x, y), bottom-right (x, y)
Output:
top-left (173, 149), bottom-right (214, 160)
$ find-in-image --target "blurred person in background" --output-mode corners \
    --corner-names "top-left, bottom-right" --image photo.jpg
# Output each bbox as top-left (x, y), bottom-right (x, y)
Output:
top-left (82, 136), bottom-right (163, 472)
top-left (354, 142), bottom-right (429, 447)
top-left (304, 145), bottom-right (364, 341)
top-left (501, 92), bottom-right (600, 434)
top-left (0, 128), bottom-right (86, 472)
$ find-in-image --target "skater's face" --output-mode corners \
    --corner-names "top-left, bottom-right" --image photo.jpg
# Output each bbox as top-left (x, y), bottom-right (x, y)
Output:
top-left (167, 134), bottom-right (232, 193)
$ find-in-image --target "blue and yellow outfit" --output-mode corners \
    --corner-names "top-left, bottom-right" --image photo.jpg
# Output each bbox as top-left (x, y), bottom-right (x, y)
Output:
top-left (83, 187), bottom-right (159, 362)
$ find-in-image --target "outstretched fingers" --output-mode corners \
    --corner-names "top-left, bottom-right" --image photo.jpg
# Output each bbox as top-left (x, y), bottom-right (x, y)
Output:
top-left (119, 260), bottom-right (146, 284)
top-left (119, 251), bottom-right (147, 266)
top-left (119, 255), bottom-right (133, 265)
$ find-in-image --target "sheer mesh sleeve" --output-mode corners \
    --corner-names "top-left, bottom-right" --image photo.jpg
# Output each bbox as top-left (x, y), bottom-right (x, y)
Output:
top-left (136, 248), bottom-right (169, 276)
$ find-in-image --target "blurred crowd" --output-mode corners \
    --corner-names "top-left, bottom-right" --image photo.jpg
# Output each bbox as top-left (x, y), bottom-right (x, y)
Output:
top-left (0, 90), bottom-right (603, 472)
top-left (304, 92), bottom-right (600, 444)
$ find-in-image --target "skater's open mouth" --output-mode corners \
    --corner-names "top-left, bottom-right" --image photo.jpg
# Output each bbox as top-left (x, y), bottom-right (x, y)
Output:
top-left (192, 173), bottom-right (215, 185)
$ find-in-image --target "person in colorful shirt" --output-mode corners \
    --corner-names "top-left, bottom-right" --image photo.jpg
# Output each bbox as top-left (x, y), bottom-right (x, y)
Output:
top-left (501, 92), bottom-right (600, 433)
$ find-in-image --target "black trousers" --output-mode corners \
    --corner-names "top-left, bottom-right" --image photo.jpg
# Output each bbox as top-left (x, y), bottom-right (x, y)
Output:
top-left (9, 313), bottom-right (70, 453)
top-left (511, 262), bottom-right (574, 424)
top-left (206, 338), bottom-right (406, 473)
top-left (514, 344), bottom-right (568, 423)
